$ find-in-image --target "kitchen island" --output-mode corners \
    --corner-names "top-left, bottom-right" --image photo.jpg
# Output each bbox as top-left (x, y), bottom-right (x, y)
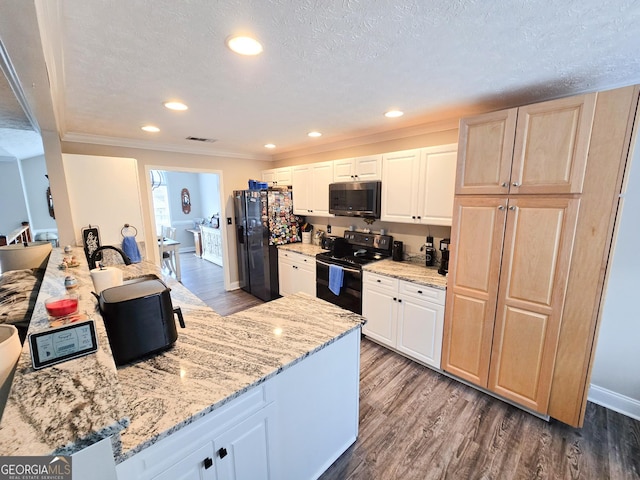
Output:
top-left (0, 247), bottom-right (364, 480)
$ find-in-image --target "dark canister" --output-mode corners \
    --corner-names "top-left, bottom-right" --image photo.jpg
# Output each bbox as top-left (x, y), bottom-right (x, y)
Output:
top-left (424, 236), bottom-right (436, 267)
top-left (392, 241), bottom-right (404, 261)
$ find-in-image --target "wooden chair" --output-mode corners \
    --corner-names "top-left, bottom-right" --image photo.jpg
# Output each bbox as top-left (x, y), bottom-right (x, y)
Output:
top-left (160, 226), bottom-right (177, 274)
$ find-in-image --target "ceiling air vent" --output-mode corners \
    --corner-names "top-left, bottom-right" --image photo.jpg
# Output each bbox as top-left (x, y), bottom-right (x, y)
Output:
top-left (186, 136), bottom-right (217, 143)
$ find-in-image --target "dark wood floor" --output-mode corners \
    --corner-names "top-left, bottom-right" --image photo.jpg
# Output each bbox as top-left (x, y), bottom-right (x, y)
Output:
top-left (320, 339), bottom-right (640, 480)
top-left (175, 253), bottom-right (640, 479)
top-left (174, 252), bottom-right (263, 316)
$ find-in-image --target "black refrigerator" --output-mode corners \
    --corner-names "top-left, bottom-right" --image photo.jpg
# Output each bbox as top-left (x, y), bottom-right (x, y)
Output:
top-left (234, 187), bottom-right (299, 301)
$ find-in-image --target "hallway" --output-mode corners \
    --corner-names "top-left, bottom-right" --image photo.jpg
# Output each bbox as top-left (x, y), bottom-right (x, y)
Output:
top-left (176, 252), bottom-right (263, 316)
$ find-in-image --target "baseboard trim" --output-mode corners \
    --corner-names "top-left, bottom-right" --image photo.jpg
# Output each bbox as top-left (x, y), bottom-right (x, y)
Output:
top-left (588, 384), bottom-right (640, 421)
top-left (229, 281), bottom-right (240, 290)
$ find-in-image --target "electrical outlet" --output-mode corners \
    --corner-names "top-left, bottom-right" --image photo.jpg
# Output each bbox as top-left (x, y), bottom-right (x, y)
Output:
top-left (327, 224), bottom-right (331, 233)
top-left (227, 217), bottom-right (232, 225)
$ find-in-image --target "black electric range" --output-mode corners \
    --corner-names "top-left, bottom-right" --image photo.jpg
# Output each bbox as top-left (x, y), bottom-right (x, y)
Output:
top-left (316, 232), bottom-right (393, 314)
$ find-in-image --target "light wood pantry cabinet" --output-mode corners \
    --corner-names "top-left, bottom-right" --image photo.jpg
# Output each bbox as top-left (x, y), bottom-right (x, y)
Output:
top-left (362, 272), bottom-right (445, 369)
top-left (333, 154), bottom-right (382, 182)
top-left (456, 93), bottom-right (596, 196)
top-left (381, 144), bottom-right (457, 226)
top-left (444, 85), bottom-right (640, 426)
top-left (277, 249), bottom-right (316, 297)
top-left (292, 161), bottom-right (334, 216)
top-left (262, 167), bottom-right (292, 186)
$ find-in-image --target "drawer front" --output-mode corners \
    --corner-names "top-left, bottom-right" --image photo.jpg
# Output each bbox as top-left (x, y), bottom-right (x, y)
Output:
top-left (399, 280), bottom-right (445, 305)
top-left (363, 271), bottom-right (398, 290)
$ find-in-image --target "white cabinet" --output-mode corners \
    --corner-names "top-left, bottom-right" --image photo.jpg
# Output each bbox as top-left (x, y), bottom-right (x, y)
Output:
top-left (278, 250), bottom-right (316, 297)
top-left (261, 167), bottom-right (292, 186)
top-left (333, 155), bottom-right (382, 182)
top-left (292, 161), bottom-right (334, 216)
top-left (201, 226), bottom-right (223, 266)
top-left (151, 443), bottom-right (216, 480)
top-left (362, 271), bottom-right (445, 369)
top-left (381, 145), bottom-right (457, 226)
top-left (213, 405), bottom-right (274, 480)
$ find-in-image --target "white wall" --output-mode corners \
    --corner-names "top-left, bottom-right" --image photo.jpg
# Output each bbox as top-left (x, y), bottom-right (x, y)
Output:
top-left (198, 173), bottom-right (221, 222)
top-left (0, 160), bottom-right (29, 233)
top-left (589, 132), bottom-right (640, 420)
top-left (62, 154), bottom-right (145, 248)
top-left (20, 154), bottom-right (57, 234)
top-left (164, 171), bottom-right (202, 250)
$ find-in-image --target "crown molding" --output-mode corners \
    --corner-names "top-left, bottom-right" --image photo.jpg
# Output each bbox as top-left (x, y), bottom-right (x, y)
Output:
top-left (62, 132), bottom-right (273, 161)
top-left (272, 117), bottom-right (460, 161)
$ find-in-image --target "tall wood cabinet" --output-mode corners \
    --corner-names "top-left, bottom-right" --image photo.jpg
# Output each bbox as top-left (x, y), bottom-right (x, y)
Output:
top-left (443, 86), bottom-right (639, 425)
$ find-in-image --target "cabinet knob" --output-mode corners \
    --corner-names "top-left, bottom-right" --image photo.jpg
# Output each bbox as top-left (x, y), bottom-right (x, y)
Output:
top-left (412, 216), bottom-right (416, 219)
top-left (512, 182), bottom-right (520, 187)
top-left (393, 297), bottom-right (397, 301)
top-left (204, 457), bottom-right (213, 469)
top-left (376, 279), bottom-right (381, 283)
top-left (501, 182), bottom-right (508, 188)
top-left (417, 290), bottom-right (423, 294)
top-left (218, 447), bottom-right (228, 459)
top-left (498, 205), bottom-right (506, 211)
top-left (417, 216), bottom-right (421, 219)
top-left (508, 205), bottom-right (516, 211)
top-left (398, 298), bottom-right (402, 303)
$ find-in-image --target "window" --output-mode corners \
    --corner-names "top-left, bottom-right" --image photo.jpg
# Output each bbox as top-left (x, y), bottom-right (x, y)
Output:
top-left (150, 170), bottom-right (171, 236)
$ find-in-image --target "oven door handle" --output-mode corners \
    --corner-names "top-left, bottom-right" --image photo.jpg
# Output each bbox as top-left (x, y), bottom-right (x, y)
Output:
top-left (316, 259), bottom-right (361, 275)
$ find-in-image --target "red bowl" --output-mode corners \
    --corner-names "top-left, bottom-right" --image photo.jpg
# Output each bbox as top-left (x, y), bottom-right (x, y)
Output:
top-left (45, 296), bottom-right (79, 318)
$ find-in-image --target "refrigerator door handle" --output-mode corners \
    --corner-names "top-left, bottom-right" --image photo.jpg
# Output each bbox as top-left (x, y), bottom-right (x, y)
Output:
top-left (238, 225), bottom-right (245, 243)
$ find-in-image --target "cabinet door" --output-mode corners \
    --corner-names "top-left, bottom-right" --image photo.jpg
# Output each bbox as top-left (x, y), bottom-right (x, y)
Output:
top-left (354, 155), bottom-right (382, 181)
top-left (511, 94), bottom-right (596, 195)
top-left (296, 259), bottom-right (317, 297)
top-left (310, 161), bottom-right (334, 215)
top-left (214, 405), bottom-right (273, 480)
top-left (274, 167), bottom-right (292, 186)
top-left (292, 165), bottom-right (311, 214)
top-left (442, 197), bottom-right (507, 387)
top-left (152, 443), bottom-right (216, 480)
top-left (262, 169), bottom-right (277, 186)
top-left (456, 109), bottom-right (517, 195)
top-left (381, 150), bottom-right (421, 222)
top-left (333, 158), bottom-right (355, 182)
top-left (362, 277), bottom-right (398, 347)
top-left (419, 144), bottom-right (457, 226)
top-left (277, 252), bottom-right (295, 297)
top-left (488, 197), bottom-right (579, 414)
top-left (396, 291), bottom-right (444, 369)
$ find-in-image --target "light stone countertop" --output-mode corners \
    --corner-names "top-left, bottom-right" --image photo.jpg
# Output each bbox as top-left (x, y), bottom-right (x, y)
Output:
top-left (0, 246), bottom-right (363, 463)
top-left (363, 258), bottom-right (448, 290)
top-left (278, 242), bottom-right (327, 257)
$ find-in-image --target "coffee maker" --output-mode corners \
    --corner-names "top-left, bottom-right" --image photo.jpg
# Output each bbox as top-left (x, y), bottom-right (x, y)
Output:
top-left (438, 238), bottom-right (450, 276)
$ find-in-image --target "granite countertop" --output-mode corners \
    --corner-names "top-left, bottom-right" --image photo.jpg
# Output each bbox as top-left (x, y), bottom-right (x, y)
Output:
top-left (278, 242), bottom-right (327, 257)
top-left (363, 258), bottom-right (447, 290)
top-left (0, 246), bottom-right (363, 462)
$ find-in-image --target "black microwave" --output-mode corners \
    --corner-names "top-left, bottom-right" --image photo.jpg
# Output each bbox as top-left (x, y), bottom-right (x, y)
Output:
top-left (329, 181), bottom-right (382, 218)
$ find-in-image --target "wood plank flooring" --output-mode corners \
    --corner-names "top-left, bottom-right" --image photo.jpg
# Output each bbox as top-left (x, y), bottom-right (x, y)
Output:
top-left (320, 338), bottom-right (640, 480)
top-left (174, 252), bottom-right (263, 316)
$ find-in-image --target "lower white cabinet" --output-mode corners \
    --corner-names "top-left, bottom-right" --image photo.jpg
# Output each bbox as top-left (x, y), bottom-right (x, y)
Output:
top-left (151, 443), bottom-right (216, 480)
top-left (278, 250), bottom-right (316, 297)
top-left (362, 271), bottom-right (445, 369)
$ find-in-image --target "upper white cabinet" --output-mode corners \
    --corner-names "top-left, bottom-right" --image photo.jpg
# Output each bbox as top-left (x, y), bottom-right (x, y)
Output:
top-left (333, 155), bottom-right (382, 182)
top-left (381, 144), bottom-right (457, 226)
top-left (262, 167), bottom-right (292, 186)
top-left (292, 161), bottom-right (334, 216)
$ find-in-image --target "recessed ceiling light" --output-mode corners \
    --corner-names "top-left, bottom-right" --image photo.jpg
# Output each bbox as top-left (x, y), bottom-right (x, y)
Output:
top-left (141, 125), bottom-right (160, 132)
top-left (226, 35), bottom-right (263, 56)
top-left (308, 131), bottom-right (322, 138)
top-left (384, 110), bottom-right (404, 118)
top-left (164, 101), bottom-right (188, 111)
top-left (264, 143), bottom-right (276, 149)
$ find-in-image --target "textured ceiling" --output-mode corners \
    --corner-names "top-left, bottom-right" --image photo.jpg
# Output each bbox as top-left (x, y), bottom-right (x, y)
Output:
top-left (36, 0), bottom-right (640, 158)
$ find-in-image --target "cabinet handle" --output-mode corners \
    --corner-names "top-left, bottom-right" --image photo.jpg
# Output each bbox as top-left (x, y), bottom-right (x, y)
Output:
top-left (498, 205), bottom-right (506, 211)
top-left (501, 182), bottom-right (508, 188)
top-left (512, 182), bottom-right (520, 187)
top-left (218, 447), bottom-right (228, 459)
top-left (417, 290), bottom-right (423, 294)
top-left (376, 279), bottom-right (381, 283)
top-left (204, 457), bottom-right (213, 469)
top-left (508, 205), bottom-right (516, 211)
